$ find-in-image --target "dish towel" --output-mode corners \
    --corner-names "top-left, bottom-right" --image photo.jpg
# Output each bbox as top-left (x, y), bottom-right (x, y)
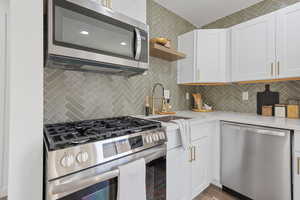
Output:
top-left (173, 119), bottom-right (190, 150)
top-left (117, 158), bottom-right (146, 200)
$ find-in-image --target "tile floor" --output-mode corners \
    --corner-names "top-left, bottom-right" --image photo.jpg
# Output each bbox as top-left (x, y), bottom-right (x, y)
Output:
top-left (194, 185), bottom-right (239, 200)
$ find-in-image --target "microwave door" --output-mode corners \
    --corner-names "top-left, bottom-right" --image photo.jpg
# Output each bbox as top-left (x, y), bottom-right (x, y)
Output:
top-left (50, 0), bottom-right (138, 63)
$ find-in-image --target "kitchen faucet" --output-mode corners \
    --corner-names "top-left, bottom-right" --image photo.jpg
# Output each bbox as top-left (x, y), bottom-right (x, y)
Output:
top-left (151, 83), bottom-right (165, 115)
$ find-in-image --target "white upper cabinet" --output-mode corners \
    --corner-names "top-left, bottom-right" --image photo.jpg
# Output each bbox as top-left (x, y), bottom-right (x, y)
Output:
top-left (177, 29), bottom-right (230, 84)
top-left (177, 31), bottom-right (197, 84)
top-left (231, 13), bottom-right (276, 82)
top-left (178, 2), bottom-right (300, 83)
top-left (111, 0), bottom-right (147, 24)
top-left (231, 2), bottom-right (300, 82)
top-left (196, 30), bottom-right (231, 83)
top-left (276, 3), bottom-right (300, 78)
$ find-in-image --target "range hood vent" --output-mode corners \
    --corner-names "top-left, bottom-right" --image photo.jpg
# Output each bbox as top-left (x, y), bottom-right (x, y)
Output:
top-left (46, 55), bottom-right (147, 77)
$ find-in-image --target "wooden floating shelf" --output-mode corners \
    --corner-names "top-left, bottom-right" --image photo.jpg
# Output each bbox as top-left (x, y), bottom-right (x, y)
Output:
top-left (150, 42), bottom-right (186, 62)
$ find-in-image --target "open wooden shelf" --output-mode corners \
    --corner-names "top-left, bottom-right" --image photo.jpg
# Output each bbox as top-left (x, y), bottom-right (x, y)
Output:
top-left (150, 42), bottom-right (186, 62)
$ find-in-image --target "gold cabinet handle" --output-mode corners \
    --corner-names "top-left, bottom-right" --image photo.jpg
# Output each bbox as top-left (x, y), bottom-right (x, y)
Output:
top-left (193, 146), bottom-right (196, 161)
top-left (189, 147), bottom-right (193, 162)
top-left (277, 61), bottom-right (280, 76)
top-left (102, 0), bottom-right (106, 7)
top-left (297, 157), bottom-right (300, 175)
top-left (102, 0), bottom-right (112, 8)
top-left (197, 69), bottom-right (201, 81)
top-left (271, 63), bottom-right (274, 76)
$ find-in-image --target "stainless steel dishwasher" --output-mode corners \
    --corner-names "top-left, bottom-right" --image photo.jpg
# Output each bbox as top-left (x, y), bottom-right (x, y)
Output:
top-left (221, 121), bottom-right (292, 200)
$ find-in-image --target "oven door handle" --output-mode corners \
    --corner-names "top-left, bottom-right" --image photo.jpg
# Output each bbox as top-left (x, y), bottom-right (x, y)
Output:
top-left (51, 149), bottom-right (166, 195)
top-left (135, 28), bottom-right (142, 60)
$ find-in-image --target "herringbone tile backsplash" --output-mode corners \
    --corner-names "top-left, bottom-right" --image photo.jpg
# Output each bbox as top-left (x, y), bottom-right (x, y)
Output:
top-left (44, 0), bottom-right (195, 123)
top-left (197, 0), bottom-right (300, 114)
top-left (194, 82), bottom-right (300, 113)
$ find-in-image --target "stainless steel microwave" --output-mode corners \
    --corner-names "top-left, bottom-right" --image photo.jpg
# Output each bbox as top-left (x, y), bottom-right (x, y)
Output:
top-left (46, 0), bottom-right (149, 77)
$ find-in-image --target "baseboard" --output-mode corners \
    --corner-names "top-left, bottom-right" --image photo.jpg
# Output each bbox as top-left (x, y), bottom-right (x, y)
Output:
top-left (211, 180), bottom-right (222, 188)
top-left (0, 186), bottom-right (7, 198)
top-left (192, 183), bottom-right (210, 199)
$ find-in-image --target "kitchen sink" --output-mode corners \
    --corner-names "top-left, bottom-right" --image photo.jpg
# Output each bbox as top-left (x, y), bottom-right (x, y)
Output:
top-left (150, 115), bottom-right (191, 123)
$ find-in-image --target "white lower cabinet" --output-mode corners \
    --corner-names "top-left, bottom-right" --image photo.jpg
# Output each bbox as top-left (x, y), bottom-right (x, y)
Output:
top-left (167, 147), bottom-right (191, 200)
top-left (191, 137), bottom-right (210, 198)
top-left (294, 151), bottom-right (300, 200)
top-left (167, 121), bottom-right (218, 200)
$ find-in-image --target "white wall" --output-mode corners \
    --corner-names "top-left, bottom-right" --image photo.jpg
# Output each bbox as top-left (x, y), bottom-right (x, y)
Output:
top-left (0, 0), bottom-right (8, 197)
top-left (7, 0), bottom-right (43, 200)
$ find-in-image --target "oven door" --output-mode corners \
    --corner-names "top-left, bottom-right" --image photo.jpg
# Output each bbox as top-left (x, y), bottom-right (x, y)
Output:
top-left (56, 178), bottom-right (118, 200)
top-left (48, 0), bottom-right (149, 69)
top-left (47, 146), bottom-right (166, 200)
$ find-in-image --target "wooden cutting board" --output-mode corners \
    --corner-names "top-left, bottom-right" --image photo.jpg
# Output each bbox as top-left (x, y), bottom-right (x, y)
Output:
top-left (257, 85), bottom-right (279, 115)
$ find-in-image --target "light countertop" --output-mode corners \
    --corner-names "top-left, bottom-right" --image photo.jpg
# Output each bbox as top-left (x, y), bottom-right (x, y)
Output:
top-left (145, 111), bottom-right (300, 131)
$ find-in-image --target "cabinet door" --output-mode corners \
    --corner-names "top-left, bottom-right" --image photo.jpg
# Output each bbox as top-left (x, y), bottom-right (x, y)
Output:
top-left (231, 13), bottom-right (276, 82)
top-left (167, 147), bottom-right (191, 200)
top-left (294, 151), bottom-right (300, 200)
top-left (177, 31), bottom-right (197, 84)
top-left (112, 0), bottom-right (146, 24)
top-left (196, 29), bottom-right (230, 83)
top-left (210, 121), bottom-right (220, 186)
top-left (276, 3), bottom-right (300, 78)
top-left (191, 137), bottom-right (210, 198)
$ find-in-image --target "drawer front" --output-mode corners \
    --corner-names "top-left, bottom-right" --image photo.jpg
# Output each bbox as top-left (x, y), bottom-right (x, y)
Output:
top-left (190, 121), bottom-right (215, 142)
top-left (295, 132), bottom-right (300, 152)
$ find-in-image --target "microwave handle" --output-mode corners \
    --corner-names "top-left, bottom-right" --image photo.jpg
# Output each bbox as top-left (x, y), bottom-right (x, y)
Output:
top-left (135, 28), bottom-right (142, 60)
top-left (51, 148), bottom-right (166, 196)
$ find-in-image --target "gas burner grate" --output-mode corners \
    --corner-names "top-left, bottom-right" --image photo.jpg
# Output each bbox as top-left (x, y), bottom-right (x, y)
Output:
top-left (44, 116), bottom-right (161, 151)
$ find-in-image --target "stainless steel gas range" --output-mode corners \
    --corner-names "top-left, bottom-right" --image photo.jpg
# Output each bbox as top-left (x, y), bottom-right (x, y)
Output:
top-left (44, 116), bottom-right (167, 200)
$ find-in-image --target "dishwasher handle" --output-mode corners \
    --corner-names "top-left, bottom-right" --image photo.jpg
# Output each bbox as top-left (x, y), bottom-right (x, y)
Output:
top-left (222, 122), bottom-right (288, 137)
top-left (249, 129), bottom-right (286, 137)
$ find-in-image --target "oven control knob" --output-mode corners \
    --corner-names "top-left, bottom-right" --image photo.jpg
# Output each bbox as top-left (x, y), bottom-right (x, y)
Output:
top-left (60, 154), bottom-right (75, 168)
top-left (77, 152), bottom-right (89, 163)
top-left (146, 135), bottom-right (153, 143)
top-left (152, 134), bottom-right (159, 142)
top-left (159, 132), bottom-right (165, 140)
top-left (144, 136), bottom-right (148, 144)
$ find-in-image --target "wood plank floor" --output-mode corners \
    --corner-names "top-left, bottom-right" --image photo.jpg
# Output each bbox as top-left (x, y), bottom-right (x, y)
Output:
top-left (194, 185), bottom-right (239, 200)
top-left (0, 186), bottom-right (235, 200)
